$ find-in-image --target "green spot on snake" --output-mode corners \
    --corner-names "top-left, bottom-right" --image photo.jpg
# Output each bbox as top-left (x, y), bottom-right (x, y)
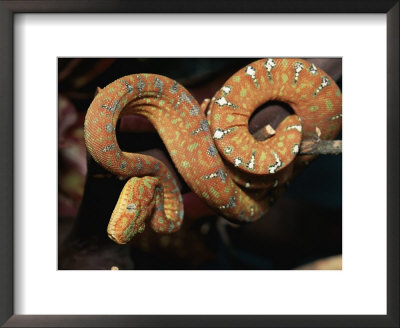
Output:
top-left (188, 143), bottom-right (199, 152)
top-left (309, 106), bottom-right (319, 112)
top-left (226, 114), bottom-right (235, 123)
top-left (122, 209), bottom-right (141, 238)
top-left (233, 76), bottom-right (241, 82)
top-left (278, 148), bottom-right (287, 155)
top-left (326, 99), bottom-right (333, 110)
top-left (282, 73), bottom-right (288, 84)
top-left (202, 192), bottom-right (210, 199)
top-left (210, 187), bottom-right (220, 198)
top-left (182, 161), bottom-right (190, 168)
top-left (143, 180), bottom-right (152, 189)
top-left (240, 88), bottom-right (247, 97)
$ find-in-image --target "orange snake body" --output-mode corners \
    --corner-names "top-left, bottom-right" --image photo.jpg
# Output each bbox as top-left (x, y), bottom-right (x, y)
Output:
top-left (84, 58), bottom-right (342, 244)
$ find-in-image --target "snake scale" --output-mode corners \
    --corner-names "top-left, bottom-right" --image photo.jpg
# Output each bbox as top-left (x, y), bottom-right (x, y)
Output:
top-left (84, 58), bottom-right (342, 244)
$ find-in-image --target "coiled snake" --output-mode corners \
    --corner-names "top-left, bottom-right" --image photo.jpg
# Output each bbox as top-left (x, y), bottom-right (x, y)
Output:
top-left (84, 58), bottom-right (342, 244)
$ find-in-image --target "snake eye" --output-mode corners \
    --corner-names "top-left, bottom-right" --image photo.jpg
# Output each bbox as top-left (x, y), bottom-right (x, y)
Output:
top-left (126, 203), bottom-right (137, 213)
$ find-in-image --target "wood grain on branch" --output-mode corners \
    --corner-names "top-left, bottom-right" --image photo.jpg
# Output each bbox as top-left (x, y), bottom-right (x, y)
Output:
top-left (299, 140), bottom-right (342, 155)
top-left (253, 124), bottom-right (342, 155)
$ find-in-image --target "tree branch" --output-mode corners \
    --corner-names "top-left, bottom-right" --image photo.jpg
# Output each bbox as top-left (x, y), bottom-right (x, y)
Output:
top-left (253, 124), bottom-right (342, 155)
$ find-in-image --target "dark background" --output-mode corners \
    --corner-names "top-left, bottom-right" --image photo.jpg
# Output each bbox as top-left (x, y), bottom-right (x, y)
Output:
top-left (58, 58), bottom-right (342, 270)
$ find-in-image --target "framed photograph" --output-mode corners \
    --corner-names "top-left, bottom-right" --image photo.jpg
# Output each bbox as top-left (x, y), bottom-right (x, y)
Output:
top-left (1, 1), bottom-right (398, 327)
top-left (58, 56), bottom-right (344, 272)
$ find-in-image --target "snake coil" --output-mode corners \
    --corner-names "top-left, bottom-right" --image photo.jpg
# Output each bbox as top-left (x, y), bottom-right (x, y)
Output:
top-left (84, 58), bottom-right (342, 244)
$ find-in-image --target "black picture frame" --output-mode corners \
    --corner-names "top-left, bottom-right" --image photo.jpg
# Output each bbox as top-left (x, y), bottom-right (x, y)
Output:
top-left (0, 1), bottom-right (398, 327)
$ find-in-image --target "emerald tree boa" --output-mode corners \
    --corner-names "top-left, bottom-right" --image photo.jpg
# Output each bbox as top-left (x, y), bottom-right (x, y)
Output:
top-left (84, 58), bottom-right (342, 244)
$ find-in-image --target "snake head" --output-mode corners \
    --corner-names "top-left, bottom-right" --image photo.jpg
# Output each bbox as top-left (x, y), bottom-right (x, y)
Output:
top-left (107, 176), bottom-right (159, 244)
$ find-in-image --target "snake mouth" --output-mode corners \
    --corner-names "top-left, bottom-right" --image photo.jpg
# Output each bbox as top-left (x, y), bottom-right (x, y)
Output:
top-left (107, 227), bottom-right (125, 245)
top-left (248, 100), bottom-right (294, 138)
top-left (107, 221), bottom-right (140, 245)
